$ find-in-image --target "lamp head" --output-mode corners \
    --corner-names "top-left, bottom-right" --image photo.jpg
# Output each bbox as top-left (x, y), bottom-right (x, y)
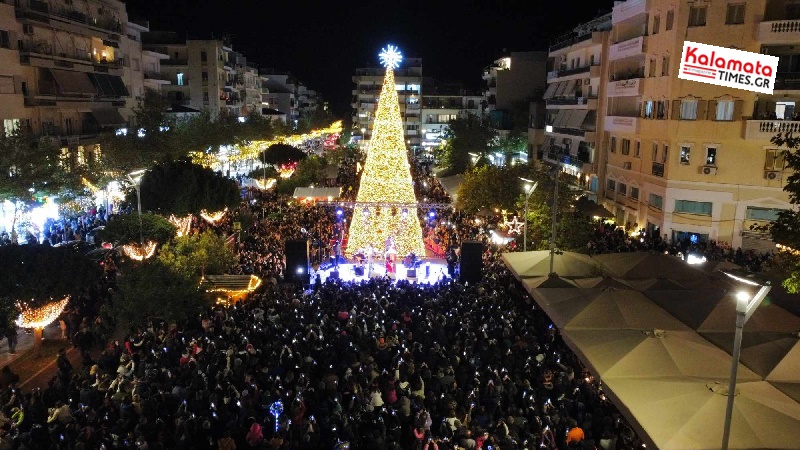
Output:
top-left (736, 291), bottom-right (750, 313)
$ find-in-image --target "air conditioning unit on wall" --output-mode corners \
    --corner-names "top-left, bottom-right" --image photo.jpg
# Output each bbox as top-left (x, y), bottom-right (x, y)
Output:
top-left (623, 161), bottom-right (632, 170)
top-left (764, 170), bottom-right (781, 181)
top-left (701, 166), bottom-right (717, 175)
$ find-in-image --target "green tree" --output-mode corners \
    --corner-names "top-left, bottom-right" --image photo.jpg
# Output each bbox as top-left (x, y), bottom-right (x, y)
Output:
top-left (767, 132), bottom-right (800, 292)
top-left (0, 129), bottom-right (69, 241)
top-left (132, 159), bottom-right (240, 216)
top-left (297, 105), bottom-right (334, 133)
top-left (260, 143), bottom-right (307, 166)
top-left (556, 211), bottom-right (597, 253)
top-left (158, 230), bottom-right (237, 279)
top-left (98, 213), bottom-right (177, 246)
top-left (435, 114), bottom-right (496, 175)
top-left (240, 110), bottom-right (276, 144)
top-left (275, 155), bottom-right (328, 195)
top-left (113, 259), bottom-right (206, 329)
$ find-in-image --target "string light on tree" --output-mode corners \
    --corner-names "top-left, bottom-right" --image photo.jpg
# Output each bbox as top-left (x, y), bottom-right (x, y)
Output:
top-left (169, 215), bottom-right (192, 237)
top-left (200, 208), bottom-right (228, 224)
top-left (346, 45), bottom-right (426, 257)
top-left (16, 296), bottom-right (70, 329)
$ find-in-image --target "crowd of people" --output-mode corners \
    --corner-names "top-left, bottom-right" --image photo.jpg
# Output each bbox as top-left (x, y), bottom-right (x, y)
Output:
top-left (0, 246), bottom-right (645, 450)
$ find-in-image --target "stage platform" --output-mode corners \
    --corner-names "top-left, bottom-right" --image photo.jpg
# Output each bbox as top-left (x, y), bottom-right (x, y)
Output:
top-left (311, 258), bottom-right (452, 284)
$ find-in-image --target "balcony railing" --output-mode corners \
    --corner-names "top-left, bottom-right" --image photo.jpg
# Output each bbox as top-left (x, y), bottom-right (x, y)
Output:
top-left (549, 32), bottom-right (593, 52)
top-left (547, 96), bottom-right (593, 106)
top-left (551, 127), bottom-right (585, 137)
top-left (548, 65), bottom-right (591, 79)
top-left (774, 72), bottom-right (800, 90)
top-left (652, 162), bottom-right (664, 177)
top-left (744, 120), bottom-right (800, 140)
top-left (758, 20), bottom-right (800, 44)
top-left (144, 71), bottom-right (169, 81)
top-left (16, 0), bottom-right (123, 34)
top-left (161, 59), bottom-right (188, 66)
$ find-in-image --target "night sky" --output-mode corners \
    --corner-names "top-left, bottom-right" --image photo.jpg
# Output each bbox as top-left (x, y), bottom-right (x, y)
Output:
top-left (124, 0), bottom-right (616, 117)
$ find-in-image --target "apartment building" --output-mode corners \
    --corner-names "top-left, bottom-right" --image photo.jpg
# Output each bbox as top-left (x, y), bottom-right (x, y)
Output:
top-left (482, 51), bottom-right (548, 133)
top-left (142, 33), bottom-right (246, 119)
top-left (352, 57), bottom-right (423, 149)
top-left (600, 0), bottom-right (794, 250)
top-left (543, 12), bottom-right (612, 202)
top-left (261, 71), bottom-right (297, 126)
top-left (0, 0), bottom-right (133, 169)
top-left (122, 19), bottom-right (169, 117)
top-left (420, 84), bottom-right (482, 153)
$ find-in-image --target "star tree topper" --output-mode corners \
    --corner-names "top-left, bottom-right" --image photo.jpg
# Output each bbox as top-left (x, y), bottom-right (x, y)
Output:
top-left (379, 45), bottom-right (402, 69)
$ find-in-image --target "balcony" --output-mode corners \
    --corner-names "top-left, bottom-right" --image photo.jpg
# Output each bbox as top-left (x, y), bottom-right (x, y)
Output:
top-left (744, 120), bottom-right (800, 140)
top-left (604, 116), bottom-right (639, 133)
top-left (144, 71), bottom-right (170, 83)
top-left (548, 65), bottom-right (591, 80)
top-left (606, 78), bottom-right (644, 97)
top-left (15, 0), bottom-right (123, 36)
top-left (774, 72), bottom-right (800, 91)
top-left (547, 96), bottom-right (597, 106)
top-left (612, 0), bottom-right (648, 24)
top-left (609, 36), bottom-right (646, 61)
top-left (549, 32), bottom-right (592, 53)
top-left (758, 20), bottom-right (800, 45)
top-left (651, 162), bottom-right (664, 177)
top-left (161, 59), bottom-right (188, 66)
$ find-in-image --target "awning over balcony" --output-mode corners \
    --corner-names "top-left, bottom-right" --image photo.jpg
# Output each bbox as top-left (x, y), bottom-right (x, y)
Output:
top-left (566, 109), bottom-right (589, 129)
top-left (543, 82), bottom-right (560, 99)
top-left (553, 81), bottom-right (568, 97)
top-left (552, 110), bottom-right (573, 128)
top-left (89, 73), bottom-right (129, 97)
top-left (90, 108), bottom-right (126, 127)
top-left (49, 69), bottom-right (97, 96)
top-left (562, 79), bottom-right (578, 97)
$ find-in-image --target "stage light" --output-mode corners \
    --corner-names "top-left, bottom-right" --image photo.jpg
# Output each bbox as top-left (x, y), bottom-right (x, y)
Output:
top-left (336, 208), bottom-right (343, 216)
top-left (428, 210), bottom-right (436, 219)
top-left (363, 208), bottom-right (369, 216)
top-left (402, 208), bottom-right (409, 219)
top-left (296, 267), bottom-right (304, 274)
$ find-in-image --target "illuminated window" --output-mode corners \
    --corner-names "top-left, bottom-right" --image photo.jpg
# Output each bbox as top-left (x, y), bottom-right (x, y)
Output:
top-left (680, 146), bottom-right (691, 164)
top-left (177, 72), bottom-right (184, 86)
top-left (715, 101), bottom-right (734, 121)
top-left (680, 100), bottom-right (698, 120)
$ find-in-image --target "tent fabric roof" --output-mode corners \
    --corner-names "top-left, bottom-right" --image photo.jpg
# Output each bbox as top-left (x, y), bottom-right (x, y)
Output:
top-left (522, 275), bottom-right (578, 290)
top-left (292, 187), bottom-right (341, 199)
top-left (502, 250), bottom-right (800, 449)
top-left (501, 251), bottom-right (599, 278)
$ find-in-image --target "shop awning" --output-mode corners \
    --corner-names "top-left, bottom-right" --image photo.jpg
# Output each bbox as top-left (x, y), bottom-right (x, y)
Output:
top-left (91, 108), bottom-right (126, 127)
top-left (50, 69), bottom-right (97, 96)
top-left (543, 82), bottom-right (559, 99)
top-left (566, 109), bottom-right (589, 129)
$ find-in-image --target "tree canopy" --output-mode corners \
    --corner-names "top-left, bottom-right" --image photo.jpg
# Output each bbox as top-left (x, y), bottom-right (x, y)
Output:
top-left (98, 213), bottom-right (177, 246)
top-left (767, 132), bottom-right (800, 293)
top-left (435, 114), bottom-right (496, 175)
top-left (158, 230), bottom-right (237, 279)
top-left (275, 155), bottom-right (328, 195)
top-left (260, 143), bottom-right (307, 166)
top-left (0, 245), bottom-right (102, 309)
top-left (132, 159), bottom-right (240, 216)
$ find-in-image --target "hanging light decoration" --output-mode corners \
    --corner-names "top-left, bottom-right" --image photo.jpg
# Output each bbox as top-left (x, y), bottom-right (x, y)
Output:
top-left (200, 208), bottom-right (227, 224)
top-left (121, 241), bottom-right (158, 261)
top-left (169, 215), bottom-right (192, 237)
top-left (17, 296), bottom-right (70, 329)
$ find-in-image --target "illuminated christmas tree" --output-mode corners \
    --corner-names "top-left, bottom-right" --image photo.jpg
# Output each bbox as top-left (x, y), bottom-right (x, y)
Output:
top-left (346, 45), bottom-right (426, 257)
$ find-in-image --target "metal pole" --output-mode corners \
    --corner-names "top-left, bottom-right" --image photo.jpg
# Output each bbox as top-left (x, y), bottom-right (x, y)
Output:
top-left (523, 195), bottom-right (529, 252)
top-left (136, 184), bottom-right (143, 246)
top-left (549, 171), bottom-right (559, 274)
top-left (721, 312), bottom-right (745, 450)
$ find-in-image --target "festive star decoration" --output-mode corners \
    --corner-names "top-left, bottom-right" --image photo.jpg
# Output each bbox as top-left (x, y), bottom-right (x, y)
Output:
top-left (506, 216), bottom-right (525, 235)
top-left (379, 45), bottom-right (402, 69)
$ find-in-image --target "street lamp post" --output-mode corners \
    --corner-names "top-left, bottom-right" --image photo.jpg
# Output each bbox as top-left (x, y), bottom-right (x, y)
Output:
top-left (519, 177), bottom-right (538, 252)
top-left (549, 167), bottom-right (560, 275)
top-left (127, 169), bottom-right (146, 247)
top-left (719, 271), bottom-right (772, 450)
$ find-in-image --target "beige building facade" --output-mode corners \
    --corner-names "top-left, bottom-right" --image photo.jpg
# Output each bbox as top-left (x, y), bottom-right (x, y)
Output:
top-left (600, 0), bottom-right (796, 251)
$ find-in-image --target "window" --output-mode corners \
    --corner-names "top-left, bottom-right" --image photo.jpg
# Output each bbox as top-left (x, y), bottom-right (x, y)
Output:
top-left (607, 179), bottom-right (616, 193)
top-left (746, 207), bottom-right (784, 221)
top-left (634, 141), bottom-right (641, 158)
top-left (675, 200), bottom-right (712, 215)
top-left (649, 58), bottom-right (657, 77)
top-left (0, 31), bottom-right (9, 49)
top-left (653, 15), bottom-right (660, 34)
top-left (765, 149), bottom-right (786, 170)
top-left (662, 55), bottom-right (670, 76)
top-left (610, 136), bottom-right (617, 153)
top-left (706, 147), bottom-right (717, 165)
top-left (644, 101), bottom-right (654, 119)
top-left (621, 139), bottom-right (631, 155)
top-left (177, 72), bottom-right (184, 86)
top-left (202, 71), bottom-right (208, 83)
top-left (618, 182), bottom-right (627, 195)
top-left (726, 3), bottom-right (745, 24)
top-left (689, 5), bottom-right (707, 27)
top-left (133, 58), bottom-right (139, 71)
top-left (201, 51), bottom-right (207, 62)
top-left (680, 100), bottom-right (698, 120)
top-left (662, 144), bottom-right (669, 163)
top-left (666, 10), bottom-right (674, 30)
top-left (649, 193), bottom-right (663, 210)
top-left (680, 146), bottom-right (691, 164)
top-left (715, 100), bottom-right (734, 121)
top-left (652, 143), bottom-right (658, 161)
top-left (657, 101), bottom-right (667, 119)
top-left (630, 187), bottom-right (640, 200)
top-left (203, 92), bottom-right (209, 102)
